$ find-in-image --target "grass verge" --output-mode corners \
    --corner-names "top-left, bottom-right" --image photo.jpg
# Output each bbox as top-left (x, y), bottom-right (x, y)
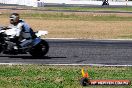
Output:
top-left (20, 13), bottom-right (132, 21)
top-left (0, 65), bottom-right (131, 88)
top-left (34, 7), bottom-right (132, 12)
top-left (1, 11), bottom-right (132, 21)
top-left (12, 13), bottom-right (132, 21)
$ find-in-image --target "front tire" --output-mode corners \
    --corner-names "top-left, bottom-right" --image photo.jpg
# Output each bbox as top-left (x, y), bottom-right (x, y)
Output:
top-left (30, 40), bottom-right (49, 57)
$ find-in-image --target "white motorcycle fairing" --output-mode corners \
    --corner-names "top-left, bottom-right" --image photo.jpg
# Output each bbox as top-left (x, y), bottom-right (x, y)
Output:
top-left (0, 27), bottom-right (48, 38)
top-left (5, 28), bottom-right (19, 38)
top-left (35, 31), bottom-right (48, 37)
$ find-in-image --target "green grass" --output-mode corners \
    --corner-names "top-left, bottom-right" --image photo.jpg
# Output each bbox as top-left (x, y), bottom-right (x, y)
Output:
top-left (33, 7), bottom-right (132, 12)
top-left (22, 13), bottom-right (132, 21)
top-left (0, 65), bottom-right (131, 88)
top-left (1, 13), bottom-right (132, 21)
top-left (118, 34), bottom-right (132, 39)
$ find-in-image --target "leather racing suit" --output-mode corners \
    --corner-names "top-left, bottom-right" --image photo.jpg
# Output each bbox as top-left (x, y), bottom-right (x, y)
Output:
top-left (9, 19), bottom-right (34, 48)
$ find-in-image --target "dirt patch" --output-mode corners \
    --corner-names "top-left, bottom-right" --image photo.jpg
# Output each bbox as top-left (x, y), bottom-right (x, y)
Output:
top-left (0, 18), bottom-right (131, 39)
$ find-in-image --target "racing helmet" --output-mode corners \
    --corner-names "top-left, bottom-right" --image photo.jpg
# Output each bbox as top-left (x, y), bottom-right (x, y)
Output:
top-left (10, 13), bottom-right (20, 24)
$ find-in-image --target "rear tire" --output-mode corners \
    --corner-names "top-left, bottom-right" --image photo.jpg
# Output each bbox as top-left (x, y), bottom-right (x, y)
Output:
top-left (30, 40), bottom-right (49, 57)
top-left (0, 46), bottom-right (3, 54)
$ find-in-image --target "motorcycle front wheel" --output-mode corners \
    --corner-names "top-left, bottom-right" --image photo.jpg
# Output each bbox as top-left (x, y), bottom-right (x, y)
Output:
top-left (29, 40), bottom-right (49, 57)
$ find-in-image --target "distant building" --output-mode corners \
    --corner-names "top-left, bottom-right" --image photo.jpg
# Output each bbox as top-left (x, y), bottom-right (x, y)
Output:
top-left (0, 0), bottom-right (131, 7)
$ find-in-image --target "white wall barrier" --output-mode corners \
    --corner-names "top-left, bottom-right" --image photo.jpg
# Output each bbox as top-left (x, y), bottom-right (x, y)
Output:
top-left (0, 0), bottom-right (131, 7)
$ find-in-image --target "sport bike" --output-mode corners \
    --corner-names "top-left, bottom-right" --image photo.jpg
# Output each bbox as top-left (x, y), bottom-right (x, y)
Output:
top-left (0, 27), bottom-right (49, 57)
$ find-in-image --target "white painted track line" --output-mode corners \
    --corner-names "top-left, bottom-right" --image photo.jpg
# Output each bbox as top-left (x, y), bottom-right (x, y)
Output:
top-left (45, 38), bottom-right (132, 41)
top-left (0, 63), bottom-right (131, 66)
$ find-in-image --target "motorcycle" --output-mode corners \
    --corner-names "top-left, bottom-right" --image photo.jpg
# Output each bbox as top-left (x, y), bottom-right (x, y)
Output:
top-left (0, 27), bottom-right (49, 57)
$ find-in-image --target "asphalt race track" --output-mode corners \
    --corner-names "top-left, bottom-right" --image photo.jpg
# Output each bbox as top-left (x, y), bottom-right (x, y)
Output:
top-left (0, 39), bottom-right (132, 65)
top-left (0, 5), bottom-right (131, 65)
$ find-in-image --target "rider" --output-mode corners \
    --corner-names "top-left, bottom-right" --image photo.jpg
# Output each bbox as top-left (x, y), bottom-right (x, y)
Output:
top-left (9, 13), bottom-right (35, 49)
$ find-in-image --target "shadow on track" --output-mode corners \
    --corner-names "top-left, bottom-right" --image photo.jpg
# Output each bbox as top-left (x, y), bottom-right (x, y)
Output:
top-left (0, 55), bottom-right (67, 59)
